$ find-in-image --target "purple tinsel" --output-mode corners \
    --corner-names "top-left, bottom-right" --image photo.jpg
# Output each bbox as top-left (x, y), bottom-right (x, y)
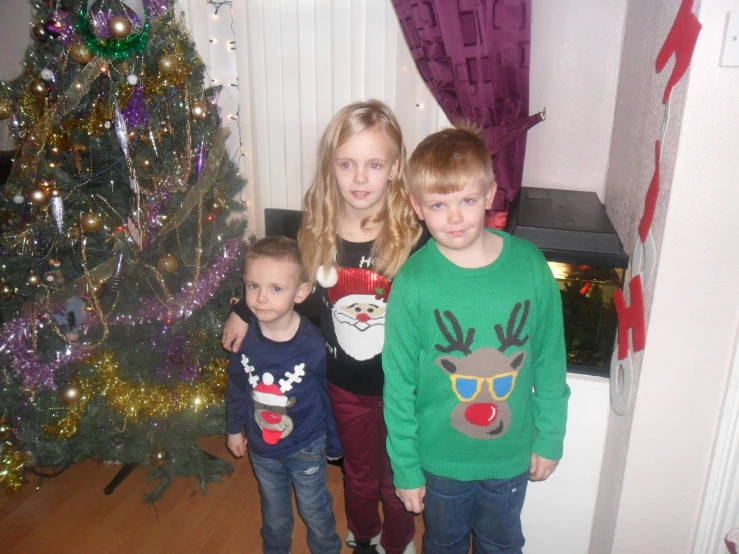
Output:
top-left (143, 0), bottom-right (170, 19)
top-left (113, 238), bottom-right (241, 325)
top-left (151, 334), bottom-right (202, 382)
top-left (0, 317), bottom-right (85, 389)
top-left (89, 7), bottom-right (142, 41)
top-left (0, 239), bottom-right (241, 389)
top-left (122, 86), bottom-right (150, 128)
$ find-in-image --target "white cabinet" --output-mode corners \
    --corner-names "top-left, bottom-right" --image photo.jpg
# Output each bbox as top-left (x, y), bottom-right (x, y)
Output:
top-left (522, 373), bottom-right (610, 553)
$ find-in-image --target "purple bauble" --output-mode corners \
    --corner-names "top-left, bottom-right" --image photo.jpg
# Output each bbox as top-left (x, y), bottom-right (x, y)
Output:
top-left (46, 10), bottom-right (72, 46)
top-left (45, 19), bottom-right (61, 37)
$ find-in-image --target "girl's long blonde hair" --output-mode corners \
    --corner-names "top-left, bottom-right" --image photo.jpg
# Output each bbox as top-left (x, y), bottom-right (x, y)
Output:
top-left (298, 100), bottom-right (422, 282)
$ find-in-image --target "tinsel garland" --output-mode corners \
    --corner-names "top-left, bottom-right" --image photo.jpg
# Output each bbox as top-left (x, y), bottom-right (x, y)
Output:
top-left (43, 351), bottom-right (228, 439)
top-left (75, 9), bottom-right (151, 61)
top-left (10, 56), bottom-right (107, 182)
top-left (0, 440), bottom-right (28, 495)
top-left (0, 239), bottom-right (240, 389)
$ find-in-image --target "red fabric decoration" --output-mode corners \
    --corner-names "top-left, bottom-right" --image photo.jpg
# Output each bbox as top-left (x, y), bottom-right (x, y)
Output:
top-left (614, 275), bottom-right (646, 360)
top-left (327, 268), bottom-right (392, 306)
top-left (656, 0), bottom-right (702, 104)
top-left (638, 141), bottom-right (661, 242)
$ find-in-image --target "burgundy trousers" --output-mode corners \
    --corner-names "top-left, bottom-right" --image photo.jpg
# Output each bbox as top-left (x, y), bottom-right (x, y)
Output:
top-left (328, 384), bottom-right (415, 554)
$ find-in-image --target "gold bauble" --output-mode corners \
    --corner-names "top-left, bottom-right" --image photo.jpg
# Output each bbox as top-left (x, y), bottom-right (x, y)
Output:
top-left (190, 101), bottom-right (208, 121)
top-left (80, 212), bottom-right (103, 233)
top-left (49, 187), bottom-right (62, 198)
top-left (0, 418), bottom-right (11, 441)
top-left (0, 282), bottom-right (14, 300)
top-left (159, 121), bottom-right (173, 136)
top-left (157, 253), bottom-right (179, 273)
top-left (157, 54), bottom-right (177, 75)
top-left (60, 384), bottom-right (82, 404)
top-left (69, 42), bottom-right (92, 64)
top-left (207, 198), bottom-right (225, 214)
top-left (31, 23), bottom-right (48, 42)
top-left (108, 16), bottom-right (132, 38)
top-left (26, 186), bottom-right (50, 206)
top-left (150, 445), bottom-right (169, 467)
top-left (29, 79), bottom-right (48, 99)
top-left (26, 271), bottom-right (41, 287)
top-left (0, 99), bottom-right (11, 120)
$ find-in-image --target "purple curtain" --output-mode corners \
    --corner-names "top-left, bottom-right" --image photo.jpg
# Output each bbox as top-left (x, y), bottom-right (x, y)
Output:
top-left (392, 0), bottom-right (542, 228)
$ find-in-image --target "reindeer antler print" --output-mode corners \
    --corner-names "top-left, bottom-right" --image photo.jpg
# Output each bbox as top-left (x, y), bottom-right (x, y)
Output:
top-left (241, 355), bottom-right (259, 388)
top-left (494, 301), bottom-right (530, 352)
top-left (434, 309), bottom-right (475, 355)
top-left (279, 363), bottom-right (305, 392)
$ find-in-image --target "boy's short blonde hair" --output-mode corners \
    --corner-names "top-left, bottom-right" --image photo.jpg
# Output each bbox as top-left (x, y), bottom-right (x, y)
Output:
top-left (245, 236), bottom-right (309, 283)
top-left (408, 121), bottom-right (495, 197)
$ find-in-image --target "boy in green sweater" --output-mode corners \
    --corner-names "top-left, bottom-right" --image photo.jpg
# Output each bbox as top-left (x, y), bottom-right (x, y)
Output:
top-left (382, 124), bottom-right (570, 554)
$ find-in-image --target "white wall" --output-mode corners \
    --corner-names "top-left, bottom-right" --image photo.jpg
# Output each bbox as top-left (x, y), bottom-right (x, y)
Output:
top-left (611, 1), bottom-right (739, 551)
top-left (524, 0), bottom-right (628, 200)
top-left (0, 0), bottom-right (30, 80)
top-left (0, 0), bottom-right (30, 149)
top-left (522, 374), bottom-right (610, 553)
top-left (592, 0), bottom-right (689, 550)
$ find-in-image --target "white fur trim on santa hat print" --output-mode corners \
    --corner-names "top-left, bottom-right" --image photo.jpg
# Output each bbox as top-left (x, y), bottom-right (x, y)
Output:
top-left (316, 264), bottom-right (339, 288)
top-left (252, 373), bottom-right (288, 407)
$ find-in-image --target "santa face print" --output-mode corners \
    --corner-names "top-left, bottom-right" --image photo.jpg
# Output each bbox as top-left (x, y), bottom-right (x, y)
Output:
top-left (333, 127), bottom-right (399, 220)
top-left (244, 257), bottom-right (308, 328)
top-left (328, 268), bottom-right (391, 362)
top-left (334, 301), bottom-right (387, 330)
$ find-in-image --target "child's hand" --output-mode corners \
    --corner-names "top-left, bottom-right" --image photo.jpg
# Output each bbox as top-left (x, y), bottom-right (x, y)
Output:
top-left (222, 312), bottom-right (249, 352)
top-left (395, 486), bottom-right (426, 514)
top-left (529, 453), bottom-right (558, 481)
top-left (227, 433), bottom-right (248, 458)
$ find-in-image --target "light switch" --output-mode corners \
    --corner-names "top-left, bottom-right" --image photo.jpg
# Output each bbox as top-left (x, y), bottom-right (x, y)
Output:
top-left (721, 11), bottom-right (739, 67)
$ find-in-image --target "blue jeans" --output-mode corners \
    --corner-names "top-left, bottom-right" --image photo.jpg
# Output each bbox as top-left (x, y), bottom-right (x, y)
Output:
top-left (249, 436), bottom-right (342, 554)
top-left (421, 470), bottom-right (529, 554)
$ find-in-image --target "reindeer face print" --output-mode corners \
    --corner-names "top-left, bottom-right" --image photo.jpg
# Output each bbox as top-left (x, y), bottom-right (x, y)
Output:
top-left (434, 302), bottom-right (530, 440)
top-left (241, 356), bottom-right (305, 445)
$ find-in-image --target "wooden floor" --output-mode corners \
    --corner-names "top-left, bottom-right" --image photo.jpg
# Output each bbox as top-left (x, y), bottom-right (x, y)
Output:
top-left (0, 436), bottom-right (425, 553)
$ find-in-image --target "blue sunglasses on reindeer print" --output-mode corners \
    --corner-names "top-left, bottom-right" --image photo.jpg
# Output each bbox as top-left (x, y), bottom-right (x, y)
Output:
top-left (450, 371), bottom-right (518, 402)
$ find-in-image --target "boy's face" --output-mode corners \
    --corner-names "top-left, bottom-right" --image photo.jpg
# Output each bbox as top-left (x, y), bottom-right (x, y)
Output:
top-left (410, 179), bottom-right (495, 256)
top-left (333, 127), bottom-right (399, 220)
top-left (244, 257), bottom-right (310, 326)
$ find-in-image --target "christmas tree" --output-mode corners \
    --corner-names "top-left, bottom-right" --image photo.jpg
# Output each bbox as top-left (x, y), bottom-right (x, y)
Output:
top-left (0, 0), bottom-right (247, 501)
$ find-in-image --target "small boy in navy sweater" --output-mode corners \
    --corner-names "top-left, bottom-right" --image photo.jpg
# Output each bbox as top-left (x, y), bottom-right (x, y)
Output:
top-left (226, 236), bottom-right (343, 554)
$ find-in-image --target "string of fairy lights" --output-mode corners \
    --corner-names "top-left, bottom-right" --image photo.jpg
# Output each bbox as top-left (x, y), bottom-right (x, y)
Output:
top-left (201, 0), bottom-right (245, 169)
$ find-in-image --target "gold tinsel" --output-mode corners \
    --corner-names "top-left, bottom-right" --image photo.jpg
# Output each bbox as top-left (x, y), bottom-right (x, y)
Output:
top-left (11, 57), bottom-right (106, 182)
top-left (0, 440), bottom-right (28, 495)
top-left (43, 351), bottom-right (228, 439)
top-left (143, 39), bottom-right (192, 96)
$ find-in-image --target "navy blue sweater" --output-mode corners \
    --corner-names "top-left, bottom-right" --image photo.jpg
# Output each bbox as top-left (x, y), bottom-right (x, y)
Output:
top-left (226, 314), bottom-right (342, 459)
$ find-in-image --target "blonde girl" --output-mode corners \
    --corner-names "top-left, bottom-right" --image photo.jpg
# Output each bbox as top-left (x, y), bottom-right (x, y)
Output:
top-left (223, 100), bottom-right (424, 554)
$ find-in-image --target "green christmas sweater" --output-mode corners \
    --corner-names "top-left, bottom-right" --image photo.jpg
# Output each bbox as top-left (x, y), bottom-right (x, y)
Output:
top-left (382, 230), bottom-right (570, 489)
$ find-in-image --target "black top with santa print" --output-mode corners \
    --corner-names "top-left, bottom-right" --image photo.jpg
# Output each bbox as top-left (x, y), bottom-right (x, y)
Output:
top-left (232, 230), bottom-right (430, 397)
